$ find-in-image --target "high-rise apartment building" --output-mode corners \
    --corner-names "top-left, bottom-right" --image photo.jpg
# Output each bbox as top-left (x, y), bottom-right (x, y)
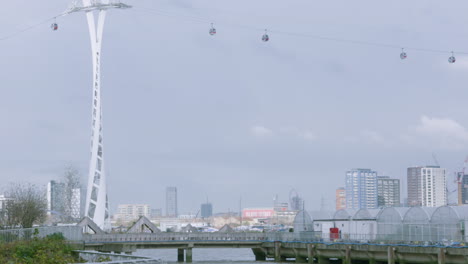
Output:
top-left (201, 203), bottom-right (213, 218)
top-left (115, 204), bottom-right (150, 221)
top-left (458, 173), bottom-right (468, 205)
top-left (166, 187), bottom-right (178, 217)
top-left (0, 195), bottom-right (13, 218)
top-left (335, 187), bottom-right (346, 210)
top-left (407, 166), bottom-right (446, 207)
top-left (377, 176), bottom-right (400, 207)
top-left (47, 181), bottom-right (65, 215)
top-left (345, 168), bottom-right (378, 209)
top-left (47, 180), bottom-right (81, 220)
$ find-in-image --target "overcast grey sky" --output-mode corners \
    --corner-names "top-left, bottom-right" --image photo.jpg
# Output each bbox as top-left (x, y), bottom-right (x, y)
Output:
top-left (1, 0), bottom-right (468, 214)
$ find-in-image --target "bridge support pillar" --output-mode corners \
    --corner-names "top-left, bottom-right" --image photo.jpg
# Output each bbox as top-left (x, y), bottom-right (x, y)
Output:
top-left (274, 241), bottom-right (281, 262)
top-left (438, 248), bottom-right (446, 264)
top-left (387, 247), bottom-right (395, 264)
top-left (307, 244), bottom-right (315, 264)
top-left (343, 246), bottom-right (351, 264)
top-left (186, 248), bottom-right (193, 263)
top-left (177, 248), bottom-right (184, 262)
top-left (252, 248), bottom-right (266, 261)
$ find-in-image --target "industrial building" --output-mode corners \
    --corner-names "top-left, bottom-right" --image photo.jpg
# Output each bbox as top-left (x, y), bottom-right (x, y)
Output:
top-left (295, 205), bottom-right (468, 242)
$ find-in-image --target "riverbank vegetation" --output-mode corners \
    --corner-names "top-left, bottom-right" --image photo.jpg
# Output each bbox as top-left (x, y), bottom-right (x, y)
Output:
top-left (0, 232), bottom-right (81, 264)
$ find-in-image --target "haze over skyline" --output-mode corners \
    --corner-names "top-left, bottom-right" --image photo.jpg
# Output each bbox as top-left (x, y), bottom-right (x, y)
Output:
top-left (1, 0), bottom-right (468, 214)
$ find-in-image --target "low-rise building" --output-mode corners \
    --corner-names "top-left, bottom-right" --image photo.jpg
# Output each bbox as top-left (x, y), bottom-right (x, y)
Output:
top-left (115, 204), bottom-right (151, 222)
top-left (242, 208), bottom-right (275, 219)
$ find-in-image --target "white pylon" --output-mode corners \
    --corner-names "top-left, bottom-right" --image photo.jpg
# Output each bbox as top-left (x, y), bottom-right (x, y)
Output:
top-left (66, 0), bottom-right (131, 231)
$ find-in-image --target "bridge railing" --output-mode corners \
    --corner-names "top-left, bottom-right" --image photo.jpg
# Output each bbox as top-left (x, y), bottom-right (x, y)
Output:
top-left (83, 231), bottom-right (467, 246)
top-left (0, 226), bottom-right (83, 243)
top-left (85, 232), bottom-right (265, 242)
top-left (83, 232), bottom-right (323, 243)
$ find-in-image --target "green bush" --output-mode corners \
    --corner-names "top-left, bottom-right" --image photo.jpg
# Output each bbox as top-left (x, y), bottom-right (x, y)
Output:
top-left (0, 232), bottom-right (80, 264)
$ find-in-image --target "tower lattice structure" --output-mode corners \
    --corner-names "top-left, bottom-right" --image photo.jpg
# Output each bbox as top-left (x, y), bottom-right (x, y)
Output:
top-left (66, 0), bottom-right (131, 230)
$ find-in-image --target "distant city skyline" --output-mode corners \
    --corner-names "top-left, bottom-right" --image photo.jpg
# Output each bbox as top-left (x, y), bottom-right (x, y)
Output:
top-left (1, 0), bottom-right (468, 213)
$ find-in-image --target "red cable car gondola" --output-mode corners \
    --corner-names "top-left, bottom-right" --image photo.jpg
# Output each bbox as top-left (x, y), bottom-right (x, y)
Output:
top-left (209, 23), bottom-right (216, 36)
top-left (51, 23), bottom-right (58, 31)
top-left (262, 29), bottom-right (269, 42)
top-left (400, 48), bottom-right (407, 60)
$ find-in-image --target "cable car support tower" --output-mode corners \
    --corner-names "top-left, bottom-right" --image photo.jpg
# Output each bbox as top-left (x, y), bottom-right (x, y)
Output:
top-left (64, 0), bottom-right (131, 230)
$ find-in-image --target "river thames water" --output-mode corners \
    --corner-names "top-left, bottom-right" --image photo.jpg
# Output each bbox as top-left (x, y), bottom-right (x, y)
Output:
top-left (137, 248), bottom-right (276, 264)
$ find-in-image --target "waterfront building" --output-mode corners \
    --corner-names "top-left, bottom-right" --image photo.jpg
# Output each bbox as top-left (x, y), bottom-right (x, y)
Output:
top-left (242, 208), bottom-right (275, 219)
top-left (345, 168), bottom-right (378, 209)
top-left (115, 204), bottom-right (150, 222)
top-left (458, 173), bottom-right (468, 205)
top-left (407, 166), bottom-right (446, 207)
top-left (166, 187), bottom-right (178, 217)
top-left (201, 203), bottom-right (213, 218)
top-left (335, 187), bottom-right (346, 210)
top-left (377, 176), bottom-right (400, 207)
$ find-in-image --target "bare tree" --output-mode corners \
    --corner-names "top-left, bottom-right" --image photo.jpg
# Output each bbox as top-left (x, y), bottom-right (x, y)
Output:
top-left (4, 183), bottom-right (47, 228)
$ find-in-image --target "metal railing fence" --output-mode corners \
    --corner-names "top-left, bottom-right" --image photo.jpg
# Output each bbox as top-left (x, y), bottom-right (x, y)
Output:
top-left (84, 231), bottom-right (467, 246)
top-left (0, 226), bottom-right (83, 243)
top-left (1, 226), bottom-right (466, 247)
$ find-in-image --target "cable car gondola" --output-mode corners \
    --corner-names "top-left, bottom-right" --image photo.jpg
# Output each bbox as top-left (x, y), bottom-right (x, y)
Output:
top-left (400, 48), bottom-right (407, 60)
top-left (51, 23), bottom-right (58, 31)
top-left (448, 52), bottom-right (456, 63)
top-left (262, 29), bottom-right (269, 42)
top-left (209, 23), bottom-right (216, 36)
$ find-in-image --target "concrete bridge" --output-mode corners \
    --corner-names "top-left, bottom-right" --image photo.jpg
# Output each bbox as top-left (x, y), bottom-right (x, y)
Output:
top-left (3, 217), bottom-right (468, 264)
top-left (78, 232), bottom-right (468, 264)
